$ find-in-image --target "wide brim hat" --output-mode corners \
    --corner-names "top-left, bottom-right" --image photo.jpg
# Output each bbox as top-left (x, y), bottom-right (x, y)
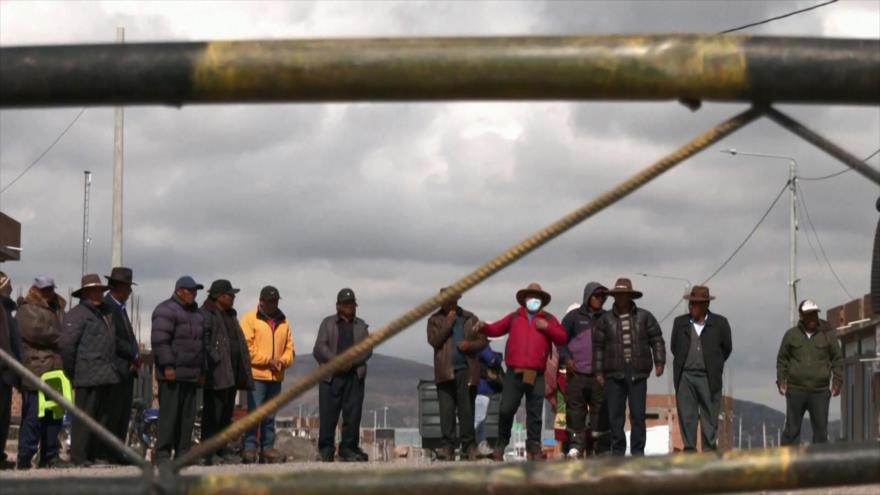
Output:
top-left (683, 285), bottom-right (715, 302)
top-left (105, 266), bottom-right (137, 286)
top-left (607, 278), bottom-right (643, 299)
top-left (516, 282), bottom-right (551, 307)
top-left (72, 273), bottom-right (109, 298)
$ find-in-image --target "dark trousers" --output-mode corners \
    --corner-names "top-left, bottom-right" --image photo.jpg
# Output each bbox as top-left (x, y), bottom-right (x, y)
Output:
top-left (107, 375), bottom-right (134, 462)
top-left (70, 384), bottom-right (115, 464)
top-left (17, 390), bottom-right (62, 464)
top-left (498, 368), bottom-right (545, 452)
top-left (318, 373), bottom-right (364, 452)
top-left (202, 386), bottom-right (236, 456)
top-left (605, 366), bottom-right (647, 456)
top-left (437, 368), bottom-right (477, 452)
top-left (781, 387), bottom-right (830, 445)
top-left (676, 370), bottom-right (721, 451)
top-left (155, 380), bottom-right (198, 461)
top-left (566, 371), bottom-right (610, 454)
top-left (0, 383), bottom-right (11, 463)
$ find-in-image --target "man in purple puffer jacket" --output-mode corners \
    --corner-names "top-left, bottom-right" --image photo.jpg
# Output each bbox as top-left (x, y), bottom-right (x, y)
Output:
top-left (559, 282), bottom-right (610, 457)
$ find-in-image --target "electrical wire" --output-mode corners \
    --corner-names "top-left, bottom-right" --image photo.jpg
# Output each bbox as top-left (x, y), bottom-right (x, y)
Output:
top-left (719, 0), bottom-right (838, 34)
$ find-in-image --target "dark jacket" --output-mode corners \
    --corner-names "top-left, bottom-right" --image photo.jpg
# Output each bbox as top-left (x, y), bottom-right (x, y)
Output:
top-left (313, 314), bottom-right (372, 383)
top-left (202, 299), bottom-right (254, 391)
top-left (559, 282), bottom-right (606, 374)
top-left (593, 303), bottom-right (666, 380)
top-left (427, 307), bottom-right (487, 386)
top-left (103, 293), bottom-right (139, 380)
top-left (60, 300), bottom-right (120, 387)
top-left (670, 312), bottom-right (732, 393)
top-left (16, 288), bottom-right (66, 390)
top-left (0, 294), bottom-right (22, 387)
top-left (151, 295), bottom-right (208, 383)
top-left (776, 319), bottom-right (843, 392)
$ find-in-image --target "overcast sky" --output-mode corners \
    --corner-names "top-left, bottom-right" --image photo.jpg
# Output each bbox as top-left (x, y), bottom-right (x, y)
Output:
top-left (1, 0), bottom-right (878, 417)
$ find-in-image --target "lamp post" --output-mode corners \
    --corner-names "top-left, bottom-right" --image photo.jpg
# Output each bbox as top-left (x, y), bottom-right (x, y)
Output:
top-left (720, 149), bottom-right (798, 327)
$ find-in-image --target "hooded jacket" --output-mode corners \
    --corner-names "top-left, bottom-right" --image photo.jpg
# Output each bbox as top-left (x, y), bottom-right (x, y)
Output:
top-left (559, 282), bottom-right (606, 374)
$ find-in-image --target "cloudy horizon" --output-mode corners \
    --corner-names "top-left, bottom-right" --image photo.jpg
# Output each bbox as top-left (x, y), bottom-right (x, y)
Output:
top-left (1, 0), bottom-right (878, 419)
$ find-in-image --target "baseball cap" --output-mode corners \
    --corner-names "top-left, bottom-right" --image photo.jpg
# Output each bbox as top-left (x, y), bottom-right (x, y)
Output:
top-left (800, 299), bottom-right (820, 313)
top-left (208, 279), bottom-right (240, 296)
top-left (337, 288), bottom-right (357, 304)
top-left (175, 276), bottom-right (204, 290)
top-left (260, 285), bottom-right (281, 300)
top-left (33, 276), bottom-right (56, 289)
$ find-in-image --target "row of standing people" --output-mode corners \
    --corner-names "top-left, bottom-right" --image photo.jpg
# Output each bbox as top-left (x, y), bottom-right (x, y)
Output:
top-left (0, 269), bottom-right (375, 469)
top-left (429, 278), bottom-right (842, 461)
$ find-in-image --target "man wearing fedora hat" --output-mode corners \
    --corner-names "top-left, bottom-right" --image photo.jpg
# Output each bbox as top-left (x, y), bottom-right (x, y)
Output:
top-left (670, 285), bottom-right (732, 452)
top-left (16, 276), bottom-right (68, 469)
top-left (201, 279), bottom-right (254, 465)
top-left (593, 278), bottom-right (665, 457)
top-left (151, 276), bottom-right (208, 463)
top-left (427, 287), bottom-right (487, 461)
top-left (776, 299), bottom-right (842, 445)
top-left (475, 282), bottom-right (567, 461)
top-left (103, 267), bottom-right (141, 464)
top-left (60, 273), bottom-right (118, 466)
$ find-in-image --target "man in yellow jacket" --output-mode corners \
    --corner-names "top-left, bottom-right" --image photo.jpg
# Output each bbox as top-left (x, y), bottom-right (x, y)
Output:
top-left (240, 286), bottom-right (294, 464)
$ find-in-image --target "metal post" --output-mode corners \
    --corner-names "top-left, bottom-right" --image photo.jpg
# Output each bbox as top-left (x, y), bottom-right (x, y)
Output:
top-left (738, 416), bottom-right (742, 449)
top-left (719, 150), bottom-right (799, 327)
top-left (81, 170), bottom-right (92, 275)
top-left (789, 159), bottom-right (798, 327)
top-left (383, 406), bottom-right (389, 429)
top-left (111, 26), bottom-right (124, 267)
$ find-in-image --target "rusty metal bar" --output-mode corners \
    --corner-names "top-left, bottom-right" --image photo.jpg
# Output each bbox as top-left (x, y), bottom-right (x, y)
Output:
top-left (3, 442), bottom-right (879, 495)
top-left (766, 106), bottom-right (880, 185)
top-left (173, 106), bottom-right (763, 470)
top-left (0, 346), bottom-right (152, 470)
top-left (1, 36), bottom-right (878, 107)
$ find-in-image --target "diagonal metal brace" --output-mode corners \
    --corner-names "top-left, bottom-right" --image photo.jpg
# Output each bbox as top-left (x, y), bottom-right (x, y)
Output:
top-left (766, 106), bottom-right (880, 185)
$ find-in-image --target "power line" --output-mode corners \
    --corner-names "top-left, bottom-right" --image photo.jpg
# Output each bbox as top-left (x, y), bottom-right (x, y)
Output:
top-left (702, 181), bottom-right (789, 285)
top-left (659, 180), bottom-right (789, 323)
top-left (799, 148), bottom-right (880, 181)
top-left (797, 183), bottom-right (854, 300)
top-left (0, 107), bottom-right (87, 194)
top-left (719, 0), bottom-right (838, 34)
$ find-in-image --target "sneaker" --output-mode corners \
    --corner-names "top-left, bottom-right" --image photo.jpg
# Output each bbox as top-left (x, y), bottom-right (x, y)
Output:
top-left (477, 441), bottom-right (493, 457)
top-left (464, 446), bottom-right (479, 462)
top-left (567, 448), bottom-right (580, 459)
top-left (490, 448), bottom-right (504, 462)
top-left (241, 449), bottom-right (258, 464)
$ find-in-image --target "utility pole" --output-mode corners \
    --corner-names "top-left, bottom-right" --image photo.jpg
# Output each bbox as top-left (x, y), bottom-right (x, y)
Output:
top-left (383, 406), bottom-right (389, 429)
top-left (111, 26), bottom-right (125, 267)
top-left (762, 422), bottom-right (767, 449)
top-left (738, 416), bottom-right (743, 449)
top-left (81, 171), bottom-right (92, 275)
top-left (720, 150), bottom-right (798, 327)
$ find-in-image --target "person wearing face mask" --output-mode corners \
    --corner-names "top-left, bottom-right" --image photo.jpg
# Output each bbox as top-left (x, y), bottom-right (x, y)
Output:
top-left (776, 299), bottom-right (842, 445)
top-left (474, 282), bottom-right (567, 462)
top-left (593, 278), bottom-right (665, 457)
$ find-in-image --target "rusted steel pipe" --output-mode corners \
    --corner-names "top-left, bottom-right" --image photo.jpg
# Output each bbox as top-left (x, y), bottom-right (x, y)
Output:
top-left (1, 35), bottom-right (878, 107)
top-left (2, 442), bottom-right (878, 495)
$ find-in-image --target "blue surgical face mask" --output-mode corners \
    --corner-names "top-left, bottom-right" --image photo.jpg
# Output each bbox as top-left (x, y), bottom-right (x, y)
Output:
top-left (525, 298), bottom-right (542, 313)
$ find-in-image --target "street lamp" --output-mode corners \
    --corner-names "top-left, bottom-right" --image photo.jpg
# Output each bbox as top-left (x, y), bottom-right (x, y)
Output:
top-left (720, 149), bottom-right (798, 327)
top-left (383, 406), bottom-right (389, 429)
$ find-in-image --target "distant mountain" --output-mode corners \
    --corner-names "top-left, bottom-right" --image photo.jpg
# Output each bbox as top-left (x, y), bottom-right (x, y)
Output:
top-left (281, 353), bottom-right (434, 428)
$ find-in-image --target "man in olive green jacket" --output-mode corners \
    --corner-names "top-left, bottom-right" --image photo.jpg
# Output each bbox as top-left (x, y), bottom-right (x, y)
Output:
top-left (776, 299), bottom-right (842, 445)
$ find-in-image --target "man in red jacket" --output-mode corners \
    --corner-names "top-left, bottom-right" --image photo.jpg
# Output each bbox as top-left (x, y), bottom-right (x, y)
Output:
top-left (475, 283), bottom-right (567, 461)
